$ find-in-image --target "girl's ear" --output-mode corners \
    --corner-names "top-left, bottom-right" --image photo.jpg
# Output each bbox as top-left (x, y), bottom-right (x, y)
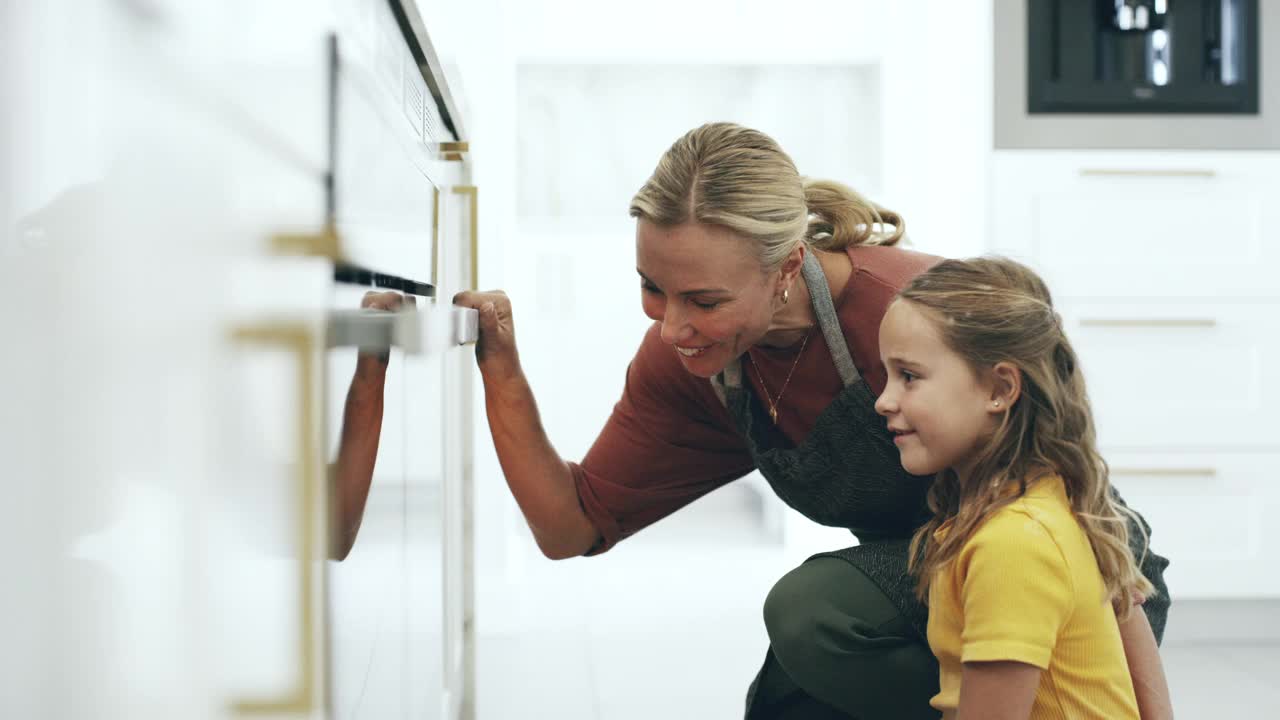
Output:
top-left (988, 361), bottom-right (1022, 414)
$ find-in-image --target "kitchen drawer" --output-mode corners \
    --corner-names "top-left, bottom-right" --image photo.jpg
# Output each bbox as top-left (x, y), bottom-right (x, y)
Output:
top-left (1060, 300), bottom-right (1280, 452)
top-left (991, 151), bottom-right (1280, 298)
top-left (1107, 452), bottom-right (1280, 598)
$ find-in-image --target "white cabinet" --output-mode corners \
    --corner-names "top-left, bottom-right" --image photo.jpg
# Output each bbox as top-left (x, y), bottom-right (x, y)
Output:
top-left (991, 150), bottom-right (1280, 598)
top-left (1109, 453), bottom-right (1280, 598)
top-left (3, 2), bottom-right (335, 715)
top-left (2, 1), bottom-right (479, 717)
top-left (990, 151), bottom-right (1280, 299)
top-left (1061, 301), bottom-right (1280, 452)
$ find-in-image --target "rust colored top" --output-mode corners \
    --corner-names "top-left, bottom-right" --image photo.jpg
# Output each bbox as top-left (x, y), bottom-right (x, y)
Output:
top-left (570, 245), bottom-right (942, 554)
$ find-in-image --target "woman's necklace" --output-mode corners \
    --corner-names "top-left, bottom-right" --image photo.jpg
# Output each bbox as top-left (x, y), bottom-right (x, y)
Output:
top-left (748, 328), bottom-right (812, 424)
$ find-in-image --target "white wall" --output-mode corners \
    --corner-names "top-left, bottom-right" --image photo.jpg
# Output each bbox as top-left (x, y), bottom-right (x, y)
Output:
top-left (457, 0), bottom-right (994, 588)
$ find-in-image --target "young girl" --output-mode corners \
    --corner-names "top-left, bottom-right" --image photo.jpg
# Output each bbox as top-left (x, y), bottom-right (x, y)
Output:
top-left (873, 257), bottom-right (1159, 719)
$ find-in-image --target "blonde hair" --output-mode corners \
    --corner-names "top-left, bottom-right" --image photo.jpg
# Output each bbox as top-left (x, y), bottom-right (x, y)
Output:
top-left (629, 122), bottom-right (904, 270)
top-left (901, 257), bottom-right (1154, 619)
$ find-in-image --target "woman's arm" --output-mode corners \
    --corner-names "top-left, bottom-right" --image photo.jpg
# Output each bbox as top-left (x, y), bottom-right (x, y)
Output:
top-left (454, 290), bottom-right (599, 560)
top-left (957, 661), bottom-right (1040, 720)
top-left (1120, 606), bottom-right (1175, 720)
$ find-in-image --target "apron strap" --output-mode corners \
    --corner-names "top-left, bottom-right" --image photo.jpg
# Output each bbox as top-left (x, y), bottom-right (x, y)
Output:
top-left (714, 352), bottom-right (745, 396)
top-left (801, 250), bottom-right (861, 387)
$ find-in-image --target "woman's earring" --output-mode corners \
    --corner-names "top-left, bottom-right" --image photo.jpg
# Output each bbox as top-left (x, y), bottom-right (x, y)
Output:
top-left (993, 400), bottom-right (1002, 408)
top-left (782, 288), bottom-right (790, 305)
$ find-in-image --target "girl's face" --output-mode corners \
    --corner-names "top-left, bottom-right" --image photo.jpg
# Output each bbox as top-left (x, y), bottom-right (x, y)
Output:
top-left (874, 299), bottom-right (1001, 477)
top-left (635, 219), bottom-right (778, 378)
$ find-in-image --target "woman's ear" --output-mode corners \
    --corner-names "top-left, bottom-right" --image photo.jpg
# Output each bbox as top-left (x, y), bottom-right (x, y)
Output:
top-left (987, 361), bottom-right (1022, 414)
top-left (778, 242), bottom-right (806, 287)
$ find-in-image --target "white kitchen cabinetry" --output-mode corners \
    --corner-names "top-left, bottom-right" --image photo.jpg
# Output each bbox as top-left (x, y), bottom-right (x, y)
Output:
top-left (2, 1), bottom-right (479, 718)
top-left (991, 151), bottom-right (1280, 298)
top-left (991, 150), bottom-right (1280, 598)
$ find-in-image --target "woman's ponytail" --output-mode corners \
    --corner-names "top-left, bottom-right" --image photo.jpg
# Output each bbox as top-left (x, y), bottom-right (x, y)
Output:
top-left (803, 178), bottom-right (905, 250)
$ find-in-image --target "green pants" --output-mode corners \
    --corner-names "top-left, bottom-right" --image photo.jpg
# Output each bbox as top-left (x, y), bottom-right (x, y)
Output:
top-left (749, 557), bottom-right (940, 720)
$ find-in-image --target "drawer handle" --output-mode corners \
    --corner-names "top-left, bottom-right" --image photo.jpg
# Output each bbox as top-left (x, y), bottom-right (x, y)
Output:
top-left (1080, 318), bottom-right (1217, 328)
top-left (227, 323), bottom-right (323, 715)
top-left (440, 141), bottom-right (469, 162)
top-left (1112, 467), bottom-right (1218, 477)
top-left (271, 222), bottom-right (345, 261)
top-left (1079, 168), bottom-right (1216, 178)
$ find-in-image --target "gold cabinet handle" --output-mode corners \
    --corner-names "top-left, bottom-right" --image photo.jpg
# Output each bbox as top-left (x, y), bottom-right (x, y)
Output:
top-left (452, 185), bottom-right (478, 291)
top-left (1112, 467), bottom-right (1218, 478)
top-left (227, 323), bottom-right (323, 715)
top-left (1079, 168), bottom-right (1216, 178)
top-left (431, 188), bottom-right (442, 288)
top-left (1080, 318), bottom-right (1217, 328)
top-left (271, 222), bottom-right (345, 262)
top-left (440, 141), bottom-right (469, 162)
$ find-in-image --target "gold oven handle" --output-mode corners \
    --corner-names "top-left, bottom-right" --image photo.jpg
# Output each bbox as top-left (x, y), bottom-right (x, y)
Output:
top-left (227, 323), bottom-right (322, 716)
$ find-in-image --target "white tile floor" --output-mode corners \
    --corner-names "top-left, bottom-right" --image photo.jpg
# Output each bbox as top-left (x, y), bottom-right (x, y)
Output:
top-left (476, 485), bottom-right (1279, 719)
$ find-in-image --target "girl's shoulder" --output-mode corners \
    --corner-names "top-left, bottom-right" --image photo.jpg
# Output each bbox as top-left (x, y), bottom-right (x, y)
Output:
top-left (964, 476), bottom-right (1079, 564)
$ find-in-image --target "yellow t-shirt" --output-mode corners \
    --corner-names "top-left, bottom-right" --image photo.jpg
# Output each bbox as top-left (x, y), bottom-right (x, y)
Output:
top-left (927, 475), bottom-right (1139, 719)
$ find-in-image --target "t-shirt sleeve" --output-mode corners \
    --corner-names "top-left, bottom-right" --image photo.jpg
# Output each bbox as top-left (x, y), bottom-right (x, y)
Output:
top-left (569, 323), bottom-right (756, 555)
top-left (957, 512), bottom-right (1073, 669)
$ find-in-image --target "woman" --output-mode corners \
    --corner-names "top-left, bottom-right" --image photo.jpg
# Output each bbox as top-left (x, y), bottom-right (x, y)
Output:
top-left (450, 122), bottom-right (1172, 719)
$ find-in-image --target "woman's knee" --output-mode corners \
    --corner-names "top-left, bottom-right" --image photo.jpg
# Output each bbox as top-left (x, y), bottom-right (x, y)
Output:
top-left (764, 558), bottom-right (868, 666)
top-left (763, 562), bottom-right (823, 665)
top-left (762, 557), bottom-right (939, 718)
top-left (763, 557), bottom-right (920, 672)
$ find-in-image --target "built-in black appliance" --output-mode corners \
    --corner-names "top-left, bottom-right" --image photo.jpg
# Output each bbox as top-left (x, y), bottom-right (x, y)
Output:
top-left (1028, 0), bottom-right (1259, 113)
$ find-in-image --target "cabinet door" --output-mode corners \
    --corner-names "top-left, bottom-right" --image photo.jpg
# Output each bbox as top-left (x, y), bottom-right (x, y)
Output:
top-left (1060, 300), bottom-right (1280, 452)
top-left (3, 2), bottom-right (335, 718)
top-left (991, 151), bottom-right (1280, 299)
top-left (1108, 452), bottom-right (1280, 598)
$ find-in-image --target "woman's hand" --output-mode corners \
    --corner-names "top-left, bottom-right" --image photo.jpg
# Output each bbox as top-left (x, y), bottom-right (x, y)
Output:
top-left (452, 289), bottom-right (522, 383)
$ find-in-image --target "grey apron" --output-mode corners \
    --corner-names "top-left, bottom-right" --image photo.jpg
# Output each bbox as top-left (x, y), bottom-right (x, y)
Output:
top-left (712, 251), bottom-right (1171, 717)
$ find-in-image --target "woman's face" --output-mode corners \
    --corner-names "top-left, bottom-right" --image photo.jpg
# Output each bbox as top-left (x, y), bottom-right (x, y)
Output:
top-left (635, 219), bottom-right (777, 378)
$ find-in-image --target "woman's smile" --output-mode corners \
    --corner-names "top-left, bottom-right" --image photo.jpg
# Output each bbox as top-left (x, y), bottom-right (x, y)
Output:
top-left (675, 344), bottom-right (712, 358)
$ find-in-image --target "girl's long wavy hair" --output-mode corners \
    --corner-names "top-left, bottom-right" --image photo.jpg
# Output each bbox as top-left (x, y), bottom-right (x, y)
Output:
top-left (902, 257), bottom-right (1153, 618)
